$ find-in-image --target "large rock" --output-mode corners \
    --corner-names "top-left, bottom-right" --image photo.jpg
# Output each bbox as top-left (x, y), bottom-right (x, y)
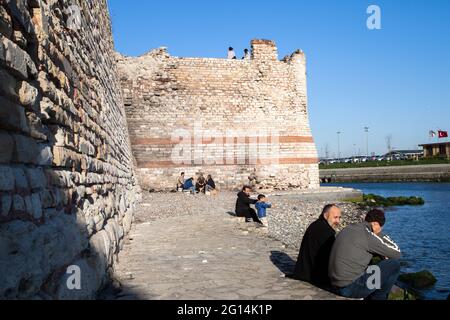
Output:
top-left (399, 270), bottom-right (437, 289)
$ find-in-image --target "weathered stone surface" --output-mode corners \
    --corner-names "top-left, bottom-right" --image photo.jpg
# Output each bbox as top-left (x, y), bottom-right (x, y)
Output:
top-left (0, 214), bottom-right (89, 299)
top-left (0, 0), bottom-right (140, 300)
top-left (52, 258), bottom-right (104, 300)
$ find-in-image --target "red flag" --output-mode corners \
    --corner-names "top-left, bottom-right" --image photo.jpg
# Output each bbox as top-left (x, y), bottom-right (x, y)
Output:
top-left (438, 130), bottom-right (448, 138)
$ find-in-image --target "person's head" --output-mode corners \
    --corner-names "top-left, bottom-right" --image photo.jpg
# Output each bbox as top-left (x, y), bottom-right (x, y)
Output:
top-left (229, 47), bottom-right (234, 51)
top-left (365, 209), bottom-right (386, 235)
top-left (181, 172), bottom-right (185, 177)
top-left (242, 185), bottom-right (252, 196)
top-left (257, 194), bottom-right (267, 202)
top-left (207, 175), bottom-right (212, 180)
top-left (244, 49), bottom-right (249, 53)
top-left (321, 204), bottom-right (341, 229)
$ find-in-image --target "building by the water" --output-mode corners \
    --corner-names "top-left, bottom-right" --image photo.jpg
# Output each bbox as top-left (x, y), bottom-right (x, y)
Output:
top-left (419, 142), bottom-right (450, 159)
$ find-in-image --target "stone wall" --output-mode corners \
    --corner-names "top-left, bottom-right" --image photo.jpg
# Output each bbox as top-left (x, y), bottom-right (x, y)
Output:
top-left (0, 0), bottom-right (140, 299)
top-left (117, 40), bottom-right (320, 191)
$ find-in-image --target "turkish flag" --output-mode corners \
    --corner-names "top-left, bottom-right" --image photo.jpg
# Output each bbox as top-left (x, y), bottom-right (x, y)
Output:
top-left (438, 131), bottom-right (448, 138)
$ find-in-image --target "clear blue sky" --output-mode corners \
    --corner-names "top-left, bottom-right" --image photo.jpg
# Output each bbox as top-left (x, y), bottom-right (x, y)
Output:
top-left (108, 0), bottom-right (450, 158)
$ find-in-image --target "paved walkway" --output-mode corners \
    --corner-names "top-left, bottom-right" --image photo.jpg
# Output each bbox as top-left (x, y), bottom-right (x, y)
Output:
top-left (109, 194), bottom-right (345, 300)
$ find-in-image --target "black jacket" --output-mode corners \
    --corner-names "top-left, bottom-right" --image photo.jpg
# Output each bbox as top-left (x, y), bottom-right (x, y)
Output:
top-left (235, 191), bottom-right (257, 214)
top-left (206, 178), bottom-right (216, 189)
top-left (293, 216), bottom-right (336, 287)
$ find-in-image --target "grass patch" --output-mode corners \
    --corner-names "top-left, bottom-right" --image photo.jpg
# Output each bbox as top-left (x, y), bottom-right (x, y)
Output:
top-left (320, 158), bottom-right (450, 170)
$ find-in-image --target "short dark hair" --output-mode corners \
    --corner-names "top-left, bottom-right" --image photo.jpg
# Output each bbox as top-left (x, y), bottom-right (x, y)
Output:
top-left (181, 172), bottom-right (185, 175)
top-left (244, 49), bottom-right (249, 52)
top-left (258, 194), bottom-right (266, 201)
top-left (365, 209), bottom-right (386, 227)
top-left (229, 47), bottom-right (234, 51)
top-left (321, 204), bottom-right (337, 218)
top-left (242, 185), bottom-right (252, 191)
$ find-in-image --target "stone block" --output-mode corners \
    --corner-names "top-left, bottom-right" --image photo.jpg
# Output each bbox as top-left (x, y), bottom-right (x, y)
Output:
top-left (0, 96), bottom-right (30, 133)
top-left (30, 193), bottom-right (42, 219)
top-left (12, 134), bottom-right (39, 164)
top-left (0, 35), bottom-right (37, 80)
top-left (12, 167), bottom-right (28, 190)
top-left (0, 6), bottom-right (13, 38)
top-left (0, 131), bottom-right (14, 163)
top-left (12, 194), bottom-right (25, 213)
top-left (0, 165), bottom-right (15, 191)
top-left (25, 167), bottom-right (46, 190)
top-left (0, 193), bottom-right (12, 217)
top-left (17, 81), bottom-right (38, 107)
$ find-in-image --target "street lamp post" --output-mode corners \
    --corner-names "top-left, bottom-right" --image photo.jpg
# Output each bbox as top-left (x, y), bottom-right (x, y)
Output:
top-left (337, 131), bottom-right (342, 160)
top-left (364, 127), bottom-right (370, 157)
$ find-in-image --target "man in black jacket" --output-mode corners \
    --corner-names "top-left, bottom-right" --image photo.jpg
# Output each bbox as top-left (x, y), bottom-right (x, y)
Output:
top-left (292, 204), bottom-right (341, 287)
top-left (235, 186), bottom-right (263, 225)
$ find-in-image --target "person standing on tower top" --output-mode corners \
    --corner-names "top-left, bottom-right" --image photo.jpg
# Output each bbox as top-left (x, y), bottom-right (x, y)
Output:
top-left (243, 48), bottom-right (251, 60)
top-left (228, 47), bottom-right (237, 59)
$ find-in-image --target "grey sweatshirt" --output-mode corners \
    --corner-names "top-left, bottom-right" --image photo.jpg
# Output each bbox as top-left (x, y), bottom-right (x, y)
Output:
top-left (328, 222), bottom-right (402, 288)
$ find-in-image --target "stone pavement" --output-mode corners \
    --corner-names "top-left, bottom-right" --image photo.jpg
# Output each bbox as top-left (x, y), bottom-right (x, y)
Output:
top-left (107, 193), bottom-right (346, 300)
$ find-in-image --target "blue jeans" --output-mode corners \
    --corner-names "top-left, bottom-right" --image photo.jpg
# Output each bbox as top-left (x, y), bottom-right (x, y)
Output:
top-left (337, 260), bottom-right (401, 300)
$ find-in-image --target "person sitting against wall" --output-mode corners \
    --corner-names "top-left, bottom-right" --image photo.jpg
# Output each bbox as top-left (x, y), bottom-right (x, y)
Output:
top-left (205, 175), bottom-right (216, 193)
top-left (291, 204), bottom-right (341, 288)
top-left (183, 177), bottom-right (195, 194)
top-left (235, 186), bottom-right (264, 226)
top-left (176, 172), bottom-right (186, 191)
top-left (195, 174), bottom-right (207, 193)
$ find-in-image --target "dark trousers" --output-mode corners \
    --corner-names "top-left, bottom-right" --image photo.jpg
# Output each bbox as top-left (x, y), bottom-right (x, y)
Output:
top-left (236, 208), bottom-right (262, 224)
top-left (337, 259), bottom-right (401, 300)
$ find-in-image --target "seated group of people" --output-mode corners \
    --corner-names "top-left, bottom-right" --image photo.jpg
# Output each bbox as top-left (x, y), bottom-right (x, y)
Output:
top-left (291, 205), bottom-right (402, 300)
top-left (176, 172), bottom-right (216, 194)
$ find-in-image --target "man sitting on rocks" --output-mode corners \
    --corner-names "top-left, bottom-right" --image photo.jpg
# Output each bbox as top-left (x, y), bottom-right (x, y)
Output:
top-left (291, 204), bottom-right (341, 287)
top-left (235, 186), bottom-right (263, 226)
top-left (328, 209), bottom-right (402, 300)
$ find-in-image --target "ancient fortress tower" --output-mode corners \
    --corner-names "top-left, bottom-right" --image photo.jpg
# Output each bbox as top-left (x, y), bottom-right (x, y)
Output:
top-left (117, 40), bottom-right (319, 191)
top-left (0, 0), bottom-right (318, 299)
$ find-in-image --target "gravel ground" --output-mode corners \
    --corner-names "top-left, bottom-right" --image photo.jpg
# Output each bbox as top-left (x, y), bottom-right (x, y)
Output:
top-left (133, 190), bottom-right (366, 249)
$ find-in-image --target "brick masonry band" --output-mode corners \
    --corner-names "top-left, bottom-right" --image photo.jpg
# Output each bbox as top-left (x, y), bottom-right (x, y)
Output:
top-left (137, 157), bottom-right (320, 168)
top-left (131, 136), bottom-right (315, 146)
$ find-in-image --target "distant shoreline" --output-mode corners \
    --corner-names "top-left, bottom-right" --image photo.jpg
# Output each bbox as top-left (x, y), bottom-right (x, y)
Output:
top-left (320, 164), bottom-right (450, 183)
